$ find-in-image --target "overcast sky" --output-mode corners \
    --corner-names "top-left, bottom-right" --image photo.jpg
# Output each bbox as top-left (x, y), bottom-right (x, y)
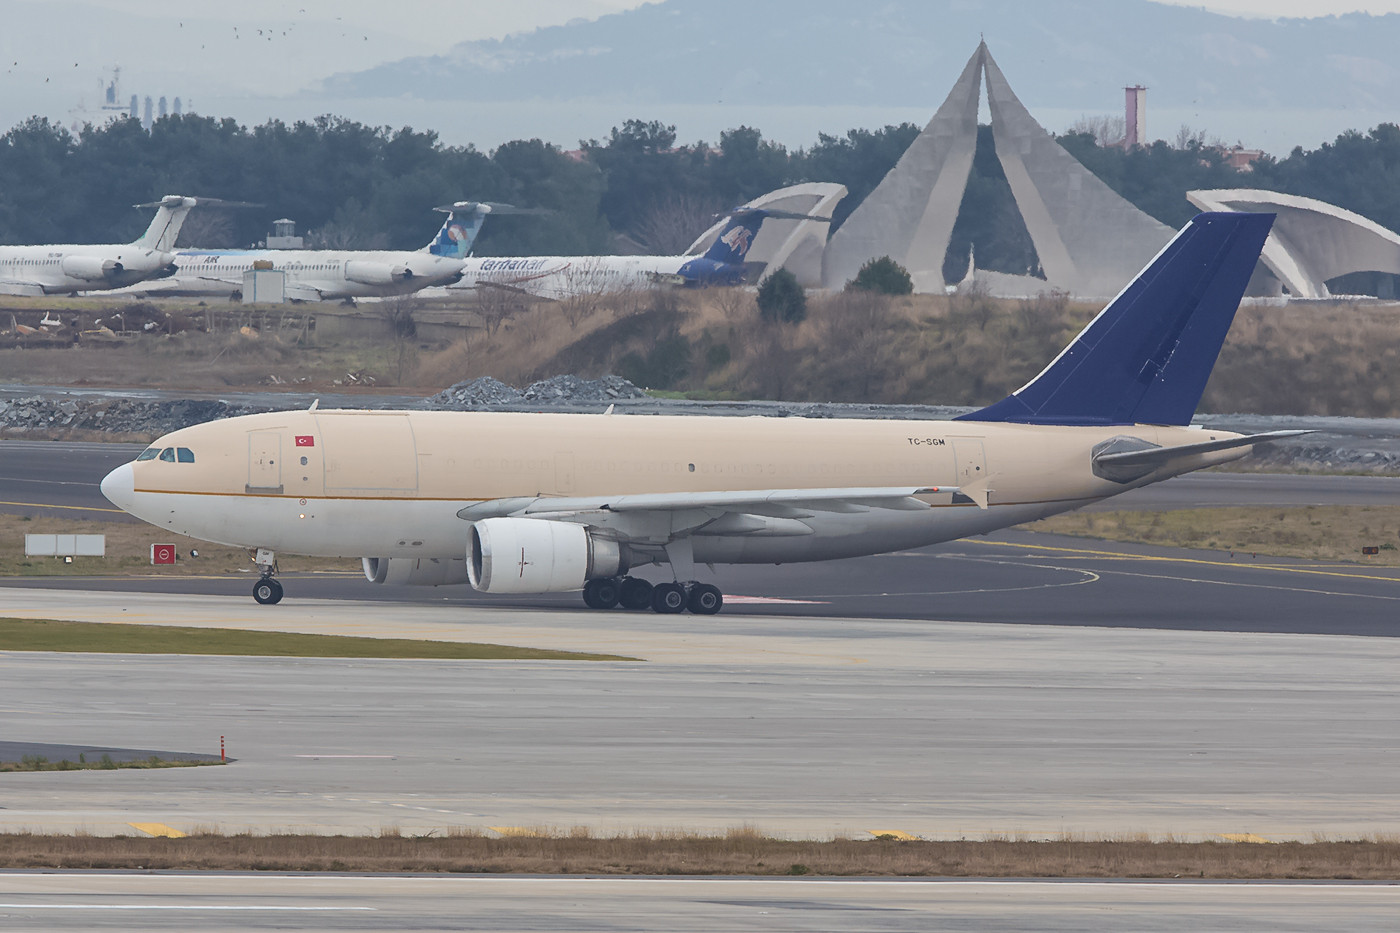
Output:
top-left (3, 0), bottom-right (1398, 151)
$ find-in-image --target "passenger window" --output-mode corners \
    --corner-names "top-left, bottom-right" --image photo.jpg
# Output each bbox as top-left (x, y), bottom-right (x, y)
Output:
top-left (158, 447), bottom-right (176, 462)
top-left (177, 448), bottom-right (195, 463)
top-left (136, 447), bottom-right (160, 461)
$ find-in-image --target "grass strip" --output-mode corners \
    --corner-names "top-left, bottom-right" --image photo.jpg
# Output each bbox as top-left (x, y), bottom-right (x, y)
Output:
top-left (0, 754), bottom-right (218, 773)
top-left (0, 830), bottom-right (1397, 878)
top-left (0, 618), bottom-right (634, 661)
top-left (1029, 504), bottom-right (1400, 566)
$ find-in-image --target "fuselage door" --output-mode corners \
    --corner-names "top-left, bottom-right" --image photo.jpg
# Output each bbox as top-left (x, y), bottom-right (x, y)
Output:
top-left (248, 430), bottom-right (283, 494)
top-left (951, 438), bottom-right (987, 487)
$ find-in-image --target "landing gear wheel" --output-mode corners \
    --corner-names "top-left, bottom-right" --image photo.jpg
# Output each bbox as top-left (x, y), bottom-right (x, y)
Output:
top-left (651, 582), bottom-right (687, 614)
top-left (253, 577), bottom-right (283, 605)
top-left (582, 578), bottom-right (621, 610)
top-left (687, 583), bottom-right (723, 615)
top-left (618, 576), bottom-right (653, 610)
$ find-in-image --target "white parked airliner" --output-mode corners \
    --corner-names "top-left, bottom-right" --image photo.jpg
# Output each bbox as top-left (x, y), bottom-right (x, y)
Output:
top-left (0, 195), bottom-right (198, 295)
top-left (110, 202), bottom-right (484, 301)
top-left (102, 213), bottom-right (1300, 614)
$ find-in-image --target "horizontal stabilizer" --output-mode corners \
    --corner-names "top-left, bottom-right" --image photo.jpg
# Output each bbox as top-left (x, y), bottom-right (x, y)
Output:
top-left (1092, 430), bottom-right (1310, 483)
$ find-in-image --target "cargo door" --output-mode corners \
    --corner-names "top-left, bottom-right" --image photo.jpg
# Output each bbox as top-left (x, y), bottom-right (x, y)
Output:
top-left (316, 413), bottom-right (419, 494)
top-left (247, 431), bottom-right (283, 494)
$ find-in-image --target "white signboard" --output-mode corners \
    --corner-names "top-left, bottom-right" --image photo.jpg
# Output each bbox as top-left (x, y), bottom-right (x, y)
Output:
top-left (25, 534), bottom-right (105, 557)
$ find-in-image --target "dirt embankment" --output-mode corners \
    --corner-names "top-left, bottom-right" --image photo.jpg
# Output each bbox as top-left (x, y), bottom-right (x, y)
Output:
top-left (6, 290), bottom-right (1400, 416)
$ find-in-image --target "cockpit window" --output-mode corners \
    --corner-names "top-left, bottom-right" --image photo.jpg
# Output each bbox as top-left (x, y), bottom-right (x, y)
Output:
top-left (136, 448), bottom-right (160, 461)
top-left (177, 448), bottom-right (195, 463)
top-left (158, 447), bottom-right (176, 462)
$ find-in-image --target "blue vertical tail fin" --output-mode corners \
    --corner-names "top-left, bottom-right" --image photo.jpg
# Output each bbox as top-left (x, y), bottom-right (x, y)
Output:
top-left (956, 212), bottom-right (1274, 426)
top-left (702, 209), bottom-right (767, 264)
top-left (425, 202), bottom-right (488, 258)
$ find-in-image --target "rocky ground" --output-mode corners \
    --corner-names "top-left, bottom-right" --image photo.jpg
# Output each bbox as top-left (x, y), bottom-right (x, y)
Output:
top-left (0, 375), bottom-right (1396, 475)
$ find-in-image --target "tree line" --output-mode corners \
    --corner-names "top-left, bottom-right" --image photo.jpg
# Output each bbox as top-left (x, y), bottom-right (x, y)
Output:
top-left (2, 111), bottom-right (1399, 278)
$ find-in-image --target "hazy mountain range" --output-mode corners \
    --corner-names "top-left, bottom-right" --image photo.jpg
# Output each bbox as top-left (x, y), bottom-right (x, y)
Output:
top-left (312, 0), bottom-right (1400, 153)
top-left (323, 0), bottom-right (1395, 109)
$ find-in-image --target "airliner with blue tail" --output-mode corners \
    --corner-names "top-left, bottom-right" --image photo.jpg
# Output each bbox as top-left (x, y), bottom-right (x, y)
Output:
top-left (102, 212), bottom-right (1305, 613)
top-left (449, 208), bottom-right (809, 299)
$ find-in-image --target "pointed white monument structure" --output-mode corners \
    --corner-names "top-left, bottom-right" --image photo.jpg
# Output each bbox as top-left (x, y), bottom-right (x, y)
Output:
top-left (822, 45), bottom-right (984, 294)
top-left (822, 42), bottom-right (1174, 298)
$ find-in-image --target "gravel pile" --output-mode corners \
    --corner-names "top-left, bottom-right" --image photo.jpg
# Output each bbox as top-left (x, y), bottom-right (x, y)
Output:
top-left (0, 396), bottom-right (259, 435)
top-left (423, 377), bottom-right (523, 408)
top-left (424, 374), bottom-right (645, 410)
top-left (522, 374), bottom-right (646, 402)
top-left (2, 379), bottom-right (1397, 476)
top-left (1238, 443), bottom-right (1400, 474)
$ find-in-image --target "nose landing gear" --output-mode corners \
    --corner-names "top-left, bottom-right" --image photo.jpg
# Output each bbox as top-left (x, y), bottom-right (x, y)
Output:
top-left (250, 547), bottom-right (283, 605)
top-left (253, 576), bottom-right (284, 605)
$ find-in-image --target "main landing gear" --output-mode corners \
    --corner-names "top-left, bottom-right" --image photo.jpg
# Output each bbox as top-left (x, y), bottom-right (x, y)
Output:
top-left (581, 577), bottom-right (723, 615)
top-left (251, 547), bottom-right (283, 605)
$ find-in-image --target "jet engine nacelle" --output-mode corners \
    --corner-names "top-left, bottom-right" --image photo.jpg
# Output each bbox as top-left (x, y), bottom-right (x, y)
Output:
top-left (362, 556), bottom-right (470, 587)
top-left (344, 260), bottom-right (411, 285)
top-left (61, 255), bottom-right (121, 281)
top-left (467, 517), bottom-right (626, 595)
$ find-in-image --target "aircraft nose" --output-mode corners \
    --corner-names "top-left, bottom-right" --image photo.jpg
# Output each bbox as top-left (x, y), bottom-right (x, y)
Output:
top-left (100, 462), bottom-right (135, 511)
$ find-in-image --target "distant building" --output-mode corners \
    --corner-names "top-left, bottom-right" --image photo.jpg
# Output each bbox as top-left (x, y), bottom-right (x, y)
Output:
top-left (1124, 85), bottom-right (1147, 148)
top-left (1223, 145), bottom-right (1265, 172)
top-left (264, 219), bottom-right (304, 250)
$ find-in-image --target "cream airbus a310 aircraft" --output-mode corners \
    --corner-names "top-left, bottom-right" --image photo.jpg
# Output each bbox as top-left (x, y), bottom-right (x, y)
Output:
top-left (102, 212), bottom-right (1299, 613)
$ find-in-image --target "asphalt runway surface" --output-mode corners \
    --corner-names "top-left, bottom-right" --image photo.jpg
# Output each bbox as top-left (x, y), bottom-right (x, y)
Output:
top-left (3, 874), bottom-right (1397, 932)
top-left (4, 443), bottom-right (1398, 925)
top-left (4, 529), bottom-right (1399, 634)
top-left (4, 588), bottom-right (1400, 841)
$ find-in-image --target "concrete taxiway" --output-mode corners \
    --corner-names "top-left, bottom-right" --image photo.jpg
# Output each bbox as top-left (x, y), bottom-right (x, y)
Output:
top-left (2, 588), bottom-right (1398, 840)
top-left (2, 874), bottom-right (1397, 932)
top-left (7, 528), bottom-right (1399, 632)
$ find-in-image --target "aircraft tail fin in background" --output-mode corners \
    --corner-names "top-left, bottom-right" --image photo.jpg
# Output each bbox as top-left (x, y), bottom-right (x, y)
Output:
top-left (957, 211), bottom-right (1274, 427)
top-left (426, 201), bottom-right (552, 258)
top-left (130, 195), bottom-right (199, 252)
top-left (702, 209), bottom-right (769, 265)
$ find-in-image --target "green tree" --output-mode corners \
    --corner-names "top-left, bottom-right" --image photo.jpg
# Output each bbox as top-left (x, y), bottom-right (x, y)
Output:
top-left (583, 119), bottom-right (704, 239)
top-left (756, 268), bottom-right (806, 324)
top-left (848, 256), bottom-right (913, 295)
top-left (706, 126), bottom-right (789, 206)
top-left (791, 124), bottom-right (921, 230)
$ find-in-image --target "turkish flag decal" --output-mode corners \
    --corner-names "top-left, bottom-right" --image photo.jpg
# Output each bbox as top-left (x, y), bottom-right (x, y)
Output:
top-left (295, 435), bottom-right (315, 447)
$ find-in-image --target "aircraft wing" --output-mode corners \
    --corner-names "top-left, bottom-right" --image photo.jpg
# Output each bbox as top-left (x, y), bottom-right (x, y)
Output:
top-left (0, 281), bottom-right (47, 297)
top-left (284, 282), bottom-right (326, 302)
top-left (458, 485), bottom-right (969, 542)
